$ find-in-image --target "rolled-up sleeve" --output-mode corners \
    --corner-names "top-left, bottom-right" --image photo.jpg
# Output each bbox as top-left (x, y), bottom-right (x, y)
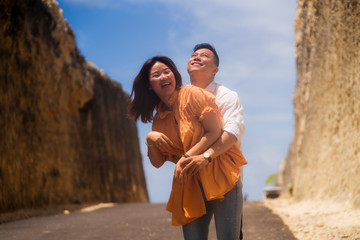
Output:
top-left (218, 91), bottom-right (245, 141)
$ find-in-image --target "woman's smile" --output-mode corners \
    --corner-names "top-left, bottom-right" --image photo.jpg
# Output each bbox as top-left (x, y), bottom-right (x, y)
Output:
top-left (149, 61), bottom-right (176, 102)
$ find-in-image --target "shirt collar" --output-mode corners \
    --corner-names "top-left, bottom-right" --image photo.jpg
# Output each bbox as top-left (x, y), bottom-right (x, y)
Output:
top-left (205, 81), bottom-right (217, 93)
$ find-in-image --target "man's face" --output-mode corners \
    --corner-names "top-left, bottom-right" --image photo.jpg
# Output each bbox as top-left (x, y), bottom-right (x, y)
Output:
top-left (187, 48), bottom-right (218, 76)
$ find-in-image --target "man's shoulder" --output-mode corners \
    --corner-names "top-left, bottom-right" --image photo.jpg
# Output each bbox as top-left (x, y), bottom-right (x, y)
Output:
top-left (214, 82), bottom-right (239, 100)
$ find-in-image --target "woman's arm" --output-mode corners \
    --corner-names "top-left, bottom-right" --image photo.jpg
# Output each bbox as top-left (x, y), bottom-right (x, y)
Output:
top-left (185, 111), bottom-right (221, 156)
top-left (174, 111), bottom-right (221, 180)
top-left (179, 131), bottom-right (237, 177)
top-left (146, 131), bottom-right (174, 168)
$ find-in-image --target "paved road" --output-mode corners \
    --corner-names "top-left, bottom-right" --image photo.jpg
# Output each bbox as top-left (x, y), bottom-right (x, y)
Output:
top-left (0, 202), bottom-right (295, 240)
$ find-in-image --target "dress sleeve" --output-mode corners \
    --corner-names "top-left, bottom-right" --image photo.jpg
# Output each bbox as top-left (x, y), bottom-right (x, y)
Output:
top-left (152, 113), bottom-right (178, 162)
top-left (183, 86), bottom-right (219, 121)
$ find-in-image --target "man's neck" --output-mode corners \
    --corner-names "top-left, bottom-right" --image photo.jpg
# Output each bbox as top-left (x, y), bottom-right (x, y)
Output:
top-left (190, 73), bottom-right (214, 89)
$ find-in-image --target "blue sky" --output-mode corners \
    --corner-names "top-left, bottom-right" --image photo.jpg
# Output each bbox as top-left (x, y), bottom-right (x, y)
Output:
top-left (57, 0), bottom-right (297, 202)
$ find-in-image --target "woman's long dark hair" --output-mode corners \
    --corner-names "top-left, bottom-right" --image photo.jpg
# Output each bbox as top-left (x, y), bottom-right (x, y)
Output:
top-left (128, 56), bottom-right (182, 123)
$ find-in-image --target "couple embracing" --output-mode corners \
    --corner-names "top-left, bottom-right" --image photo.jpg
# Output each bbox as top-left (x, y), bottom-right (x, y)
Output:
top-left (128, 43), bottom-right (247, 240)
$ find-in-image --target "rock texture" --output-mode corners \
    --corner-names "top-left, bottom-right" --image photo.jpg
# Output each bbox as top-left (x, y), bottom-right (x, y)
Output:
top-left (278, 0), bottom-right (360, 207)
top-left (0, 0), bottom-right (148, 213)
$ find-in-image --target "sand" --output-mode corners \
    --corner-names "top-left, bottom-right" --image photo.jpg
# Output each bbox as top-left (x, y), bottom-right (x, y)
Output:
top-left (264, 197), bottom-right (360, 240)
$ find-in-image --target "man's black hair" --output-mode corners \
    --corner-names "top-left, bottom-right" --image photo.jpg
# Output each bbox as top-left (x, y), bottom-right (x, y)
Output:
top-left (193, 43), bottom-right (219, 67)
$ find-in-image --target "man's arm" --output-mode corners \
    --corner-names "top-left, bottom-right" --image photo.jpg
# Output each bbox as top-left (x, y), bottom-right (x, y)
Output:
top-left (181, 88), bottom-right (245, 179)
top-left (181, 130), bottom-right (236, 174)
top-left (207, 88), bottom-right (245, 156)
top-left (202, 130), bottom-right (244, 183)
top-left (219, 90), bottom-right (245, 141)
top-left (203, 131), bottom-right (237, 159)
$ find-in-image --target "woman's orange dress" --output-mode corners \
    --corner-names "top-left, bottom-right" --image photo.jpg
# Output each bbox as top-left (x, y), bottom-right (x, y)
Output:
top-left (152, 85), bottom-right (247, 226)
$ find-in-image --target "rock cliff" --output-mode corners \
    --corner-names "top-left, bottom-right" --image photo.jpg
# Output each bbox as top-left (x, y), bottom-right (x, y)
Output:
top-left (278, 0), bottom-right (360, 207)
top-left (0, 0), bottom-right (148, 212)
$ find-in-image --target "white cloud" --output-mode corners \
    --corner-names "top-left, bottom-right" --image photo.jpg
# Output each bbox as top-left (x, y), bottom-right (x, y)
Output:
top-left (142, 0), bottom-right (297, 96)
top-left (117, 0), bottom-right (296, 96)
top-left (149, 0), bottom-right (296, 38)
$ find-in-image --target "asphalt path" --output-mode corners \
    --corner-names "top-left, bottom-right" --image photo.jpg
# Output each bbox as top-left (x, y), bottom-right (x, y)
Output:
top-left (0, 202), bottom-right (296, 240)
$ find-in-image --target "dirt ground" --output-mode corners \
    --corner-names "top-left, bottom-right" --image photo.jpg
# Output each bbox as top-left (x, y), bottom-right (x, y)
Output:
top-left (264, 197), bottom-right (360, 240)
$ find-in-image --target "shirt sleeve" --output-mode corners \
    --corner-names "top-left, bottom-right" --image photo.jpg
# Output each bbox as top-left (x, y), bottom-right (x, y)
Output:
top-left (217, 90), bottom-right (245, 141)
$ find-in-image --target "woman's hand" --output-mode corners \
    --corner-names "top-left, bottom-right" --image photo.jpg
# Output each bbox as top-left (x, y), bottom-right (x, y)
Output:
top-left (146, 131), bottom-right (173, 168)
top-left (146, 131), bottom-right (174, 153)
top-left (174, 156), bottom-right (192, 183)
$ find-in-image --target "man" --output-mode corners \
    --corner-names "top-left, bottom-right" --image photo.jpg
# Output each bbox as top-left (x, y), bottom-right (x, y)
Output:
top-left (181, 43), bottom-right (245, 240)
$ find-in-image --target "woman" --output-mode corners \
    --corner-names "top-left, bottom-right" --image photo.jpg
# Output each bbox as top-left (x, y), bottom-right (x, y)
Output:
top-left (128, 56), bottom-right (247, 229)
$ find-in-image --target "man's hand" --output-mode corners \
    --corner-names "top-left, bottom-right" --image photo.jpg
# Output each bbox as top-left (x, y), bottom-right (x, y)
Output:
top-left (181, 155), bottom-right (209, 177)
top-left (146, 131), bottom-right (173, 152)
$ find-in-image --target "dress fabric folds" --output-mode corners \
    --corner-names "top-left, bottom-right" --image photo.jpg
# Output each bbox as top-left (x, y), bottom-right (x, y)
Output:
top-left (152, 85), bottom-right (247, 226)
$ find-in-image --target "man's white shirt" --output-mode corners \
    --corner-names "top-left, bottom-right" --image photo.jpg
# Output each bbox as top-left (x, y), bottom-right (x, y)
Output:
top-left (206, 81), bottom-right (245, 148)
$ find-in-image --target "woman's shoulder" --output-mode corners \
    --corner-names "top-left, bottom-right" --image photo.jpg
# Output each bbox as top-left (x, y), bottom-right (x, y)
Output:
top-left (178, 85), bottom-right (216, 114)
top-left (180, 85), bottom-right (213, 98)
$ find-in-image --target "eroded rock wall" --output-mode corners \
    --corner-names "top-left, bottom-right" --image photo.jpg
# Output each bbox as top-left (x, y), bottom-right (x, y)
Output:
top-left (0, 0), bottom-right (148, 212)
top-left (278, 0), bottom-right (360, 207)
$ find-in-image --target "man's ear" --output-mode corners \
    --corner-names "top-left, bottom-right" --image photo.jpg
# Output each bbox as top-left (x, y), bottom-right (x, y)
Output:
top-left (213, 66), bottom-right (219, 76)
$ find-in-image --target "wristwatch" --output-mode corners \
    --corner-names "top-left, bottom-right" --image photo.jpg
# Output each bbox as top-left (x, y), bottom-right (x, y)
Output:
top-left (203, 152), bottom-right (212, 163)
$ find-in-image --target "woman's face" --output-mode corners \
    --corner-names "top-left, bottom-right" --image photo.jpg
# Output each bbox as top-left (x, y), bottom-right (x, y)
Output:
top-left (149, 62), bottom-right (176, 101)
